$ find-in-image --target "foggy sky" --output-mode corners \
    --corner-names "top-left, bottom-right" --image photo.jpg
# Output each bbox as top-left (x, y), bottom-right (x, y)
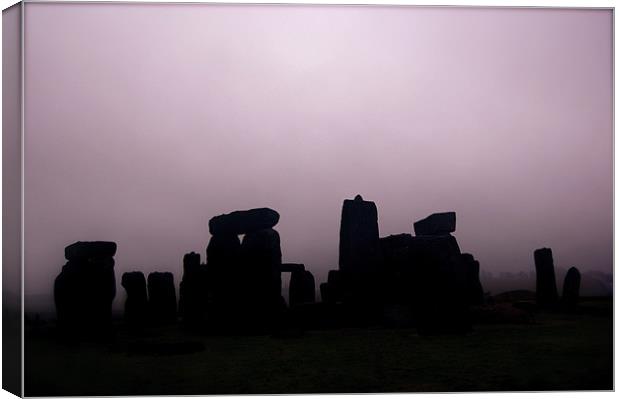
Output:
top-left (23, 3), bottom-right (612, 312)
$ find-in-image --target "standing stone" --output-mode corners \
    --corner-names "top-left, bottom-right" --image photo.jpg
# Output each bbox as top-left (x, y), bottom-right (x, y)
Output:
top-left (327, 270), bottom-right (344, 303)
top-left (121, 271), bottom-right (148, 326)
top-left (206, 234), bottom-right (241, 267)
top-left (413, 212), bottom-right (456, 236)
top-left (209, 208), bottom-right (280, 236)
top-left (147, 272), bottom-right (177, 323)
top-left (54, 241), bottom-right (117, 338)
top-left (461, 253), bottom-right (484, 306)
top-left (409, 233), bottom-right (469, 334)
top-left (562, 267), bottom-right (581, 311)
top-left (380, 234), bottom-right (413, 268)
top-left (534, 248), bottom-right (558, 306)
top-left (320, 282), bottom-right (330, 303)
top-left (240, 228), bottom-right (284, 329)
top-left (289, 270), bottom-right (316, 306)
top-left (178, 252), bottom-right (208, 324)
top-left (339, 194), bottom-right (382, 275)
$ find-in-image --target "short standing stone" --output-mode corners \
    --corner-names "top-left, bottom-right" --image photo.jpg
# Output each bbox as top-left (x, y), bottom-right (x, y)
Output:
top-left (461, 253), bottom-right (484, 306)
top-left (209, 208), bottom-right (280, 236)
top-left (121, 271), bottom-right (148, 325)
top-left (289, 270), bottom-right (316, 306)
top-left (178, 252), bottom-right (209, 323)
top-left (413, 212), bottom-right (456, 236)
top-left (380, 234), bottom-right (413, 270)
top-left (534, 248), bottom-right (558, 306)
top-left (562, 267), bottom-right (581, 310)
top-left (147, 272), bottom-right (177, 323)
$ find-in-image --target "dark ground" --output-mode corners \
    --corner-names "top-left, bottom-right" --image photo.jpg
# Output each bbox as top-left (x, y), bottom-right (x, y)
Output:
top-left (24, 298), bottom-right (613, 396)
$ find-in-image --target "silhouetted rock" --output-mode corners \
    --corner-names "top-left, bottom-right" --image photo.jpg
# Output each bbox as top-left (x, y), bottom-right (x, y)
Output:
top-left (326, 270), bottom-right (344, 303)
top-left (209, 208), bottom-right (279, 236)
top-left (64, 241), bottom-right (117, 261)
top-left (562, 267), bottom-right (581, 311)
top-left (408, 234), bottom-right (469, 334)
top-left (339, 195), bottom-right (382, 274)
top-left (280, 263), bottom-right (305, 273)
top-left (147, 272), bottom-right (177, 323)
top-left (380, 234), bottom-right (412, 270)
top-left (413, 212), bottom-right (456, 236)
top-left (178, 252), bottom-right (209, 325)
top-left (240, 228), bottom-right (283, 330)
top-left (289, 270), bottom-right (315, 306)
top-left (461, 253), bottom-right (484, 306)
top-left (121, 271), bottom-right (148, 326)
top-left (534, 248), bottom-right (558, 307)
top-left (54, 241), bottom-right (117, 339)
top-left (206, 234), bottom-right (241, 267)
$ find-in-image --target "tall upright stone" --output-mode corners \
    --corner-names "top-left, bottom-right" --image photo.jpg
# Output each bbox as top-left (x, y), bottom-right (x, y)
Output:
top-left (534, 248), bottom-right (558, 306)
top-left (121, 271), bottom-right (148, 326)
top-left (54, 241), bottom-right (117, 338)
top-left (339, 195), bottom-right (381, 274)
top-left (562, 267), bottom-right (581, 311)
top-left (241, 229), bottom-right (282, 301)
top-left (147, 272), bottom-right (177, 323)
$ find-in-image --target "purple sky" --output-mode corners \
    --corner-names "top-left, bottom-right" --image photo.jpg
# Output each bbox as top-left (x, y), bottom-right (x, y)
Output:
top-left (23, 3), bottom-right (612, 311)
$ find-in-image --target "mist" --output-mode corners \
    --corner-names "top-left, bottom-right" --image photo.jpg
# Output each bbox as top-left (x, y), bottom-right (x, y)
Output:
top-left (22, 4), bottom-right (612, 313)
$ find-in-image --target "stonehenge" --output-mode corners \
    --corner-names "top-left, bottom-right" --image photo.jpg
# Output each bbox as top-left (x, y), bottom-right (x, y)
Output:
top-left (54, 196), bottom-right (586, 337)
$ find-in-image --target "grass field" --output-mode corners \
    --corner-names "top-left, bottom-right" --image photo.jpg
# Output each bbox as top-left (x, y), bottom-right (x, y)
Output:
top-left (24, 299), bottom-right (613, 396)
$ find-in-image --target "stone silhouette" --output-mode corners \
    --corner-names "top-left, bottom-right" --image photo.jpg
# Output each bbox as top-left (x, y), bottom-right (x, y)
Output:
top-left (121, 271), bottom-right (148, 326)
top-left (178, 252), bottom-right (209, 325)
top-left (408, 230), bottom-right (470, 335)
top-left (562, 267), bottom-right (581, 311)
top-left (209, 208), bottom-right (279, 236)
top-left (54, 241), bottom-right (117, 338)
top-left (289, 269), bottom-right (316, 306)
top-left (461, 253), bottom-right (484, 306)
top-left (202, 207), bottom-right (285, 332)
top-left (240, 227), bottom-right (284, 329)
top-left (147, 272), bottom-right (177, 323)
top-left (534, 248), bottom-right (558, 307)
top-left (339, 195), bottom-right (382, 275)
top-left (413, 212), bottom-right (456, 236)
